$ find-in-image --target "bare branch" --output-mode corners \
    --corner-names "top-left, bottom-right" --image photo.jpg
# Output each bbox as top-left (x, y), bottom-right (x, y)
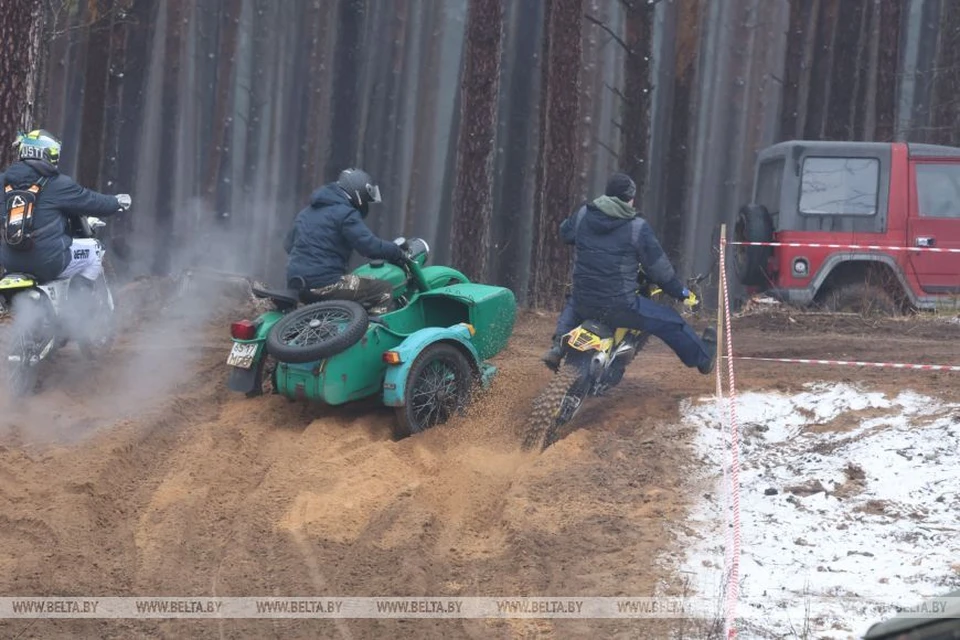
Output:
top-left (604, 82), bottom-right (630, 104)
top-left (584, 13), bottom-right (631, 55)
top-left (46, 3), bottom-right (136, 39)
top-left (598, 140), bottom-right (620, 159)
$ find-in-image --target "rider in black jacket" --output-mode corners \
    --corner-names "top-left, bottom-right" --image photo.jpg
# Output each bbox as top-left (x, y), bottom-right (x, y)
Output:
top-left (542, 172), bottom-right (716, 374)
top-left (0, 129), bottom-right (129, 283)
top-left (284, 168), bottom-right (405, 315)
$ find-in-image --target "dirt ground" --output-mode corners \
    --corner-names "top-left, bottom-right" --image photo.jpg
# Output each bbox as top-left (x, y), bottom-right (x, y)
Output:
top-left (0, 282), bottom-right (958, 640)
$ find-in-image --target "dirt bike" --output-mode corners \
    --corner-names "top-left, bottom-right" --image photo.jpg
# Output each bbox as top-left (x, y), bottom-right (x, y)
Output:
top-left (0, 215), bottom-right (117, 396)
top-left (521, 271), bottom-right (709, 451)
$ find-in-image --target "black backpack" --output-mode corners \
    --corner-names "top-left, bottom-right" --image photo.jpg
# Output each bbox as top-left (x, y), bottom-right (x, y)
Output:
top-left (3, 176), bottom-right (49, 251)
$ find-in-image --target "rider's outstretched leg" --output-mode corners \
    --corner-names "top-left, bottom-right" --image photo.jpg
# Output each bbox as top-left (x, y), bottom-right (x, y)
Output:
top-left (599, 297), bottom-right (717, 375)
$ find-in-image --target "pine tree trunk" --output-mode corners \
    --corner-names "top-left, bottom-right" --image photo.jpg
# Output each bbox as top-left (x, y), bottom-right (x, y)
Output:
top-left (663, 0), bottom-right (702, 261)
top-left (794, 0), bottom-right (822, 140)
top-left (490, 0), bottom-right (543, 292)
top-left (576, 0), bottom-right (600, 201)
top-left (378, 0), bottom-right (413, 239)
top-left (805, 0), bottom-right (840, 139)
top-left (874, 0), bottom-right (903, 141)
top-left (324, 0), bottom-right (367, 179)
top-left (204, 0), bottom-right (243, 220)
top-left (823, 0), bottom-right (865, 139)
top-left (620, 0), bottom-right (652, 202)
top-left (529, 0), bottom-right (553, 291)
top-left (862, 0), bottom-right (882, 140)
top-left (152, 0), bottom-right (185, 275)
top-left (450, 0), bottom-right (504, 282)
top-left (529, 0), bottom-right (582, 311)
top-left (0, 0), bottom-right (46, 166)
top-left (240, 0), bottom-right (272, 265)
top-left (403, 0), bottom-right (444, 239)
top-left (100, 0), bottom-right (131, 192)
top-left (929, 0), bottom-right (960, 145)
top-left (77, 0), bottom-right (115, 189)
top-left (298, 0), bottom-right (334, 196)
top-left (59, 1), bottom-right (91, 173)
top-left (778, 0), bottom-right (808, 140)
top-left (114, 0), bottom-right (158, 245)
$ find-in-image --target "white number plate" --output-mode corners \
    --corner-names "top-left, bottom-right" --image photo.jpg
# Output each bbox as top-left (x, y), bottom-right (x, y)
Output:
top-left (226, 342), bottom-right (258, 369)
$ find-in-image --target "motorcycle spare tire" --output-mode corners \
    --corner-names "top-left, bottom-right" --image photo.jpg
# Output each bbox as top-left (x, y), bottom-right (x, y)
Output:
top-left (734, 203), bottom-right (774, 287)
top-left (265, 300), bottom-right (369, 363)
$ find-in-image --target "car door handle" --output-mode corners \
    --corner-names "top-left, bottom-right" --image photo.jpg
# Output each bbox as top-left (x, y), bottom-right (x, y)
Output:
top-left (916, 236), bottom-right (936, 247)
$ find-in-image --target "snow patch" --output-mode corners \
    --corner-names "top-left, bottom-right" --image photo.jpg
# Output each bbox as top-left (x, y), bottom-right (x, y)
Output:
top-left (678, 382), bottom-right (960, 639)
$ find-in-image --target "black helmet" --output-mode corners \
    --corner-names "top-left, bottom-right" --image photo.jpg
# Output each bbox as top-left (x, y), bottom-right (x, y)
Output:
top-left (15, 129), bottom-right (62, 167)
top-left (337, 168), bottom-right (382, 210)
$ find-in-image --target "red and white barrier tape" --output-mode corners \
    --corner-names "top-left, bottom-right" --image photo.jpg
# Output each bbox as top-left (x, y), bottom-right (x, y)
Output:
top-left (715, 275), bottom-right (731, 638)
top-left (730, 355), bottom-right (960, 371)
top-left (728, 240), bottom-right (960, 253)
top-left (717, 236), bottom-right (742, 639)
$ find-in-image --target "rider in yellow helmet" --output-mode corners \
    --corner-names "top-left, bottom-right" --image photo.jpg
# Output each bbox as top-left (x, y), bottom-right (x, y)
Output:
top-left (1, 129), bottom-right (130, 283)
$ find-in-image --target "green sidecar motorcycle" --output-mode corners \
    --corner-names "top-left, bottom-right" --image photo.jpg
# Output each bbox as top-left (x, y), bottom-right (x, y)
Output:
top-left (225, 237), bottom-right (517, 438)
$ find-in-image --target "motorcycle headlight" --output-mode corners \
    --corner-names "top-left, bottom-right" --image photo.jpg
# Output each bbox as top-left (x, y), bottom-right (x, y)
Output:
top-left (407, 238), bottom-right (430, 262)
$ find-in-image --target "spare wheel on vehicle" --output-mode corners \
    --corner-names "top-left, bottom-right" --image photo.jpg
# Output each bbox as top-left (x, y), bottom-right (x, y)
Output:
top-left (734, 203), bottom-right (774, 287)
top-left (265, 300), bottom-right (369, 363)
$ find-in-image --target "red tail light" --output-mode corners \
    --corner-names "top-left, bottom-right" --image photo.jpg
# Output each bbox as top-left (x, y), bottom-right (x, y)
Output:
top-left (230, 319), bottom-right (258, 340)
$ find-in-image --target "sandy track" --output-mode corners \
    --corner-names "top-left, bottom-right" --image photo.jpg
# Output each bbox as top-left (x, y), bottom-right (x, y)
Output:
top-left (0, 285), bottom-right (958, 639)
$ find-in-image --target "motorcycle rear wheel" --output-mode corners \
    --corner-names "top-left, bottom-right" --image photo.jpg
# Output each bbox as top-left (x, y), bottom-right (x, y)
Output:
top-left (521, 362), bottom-right (590, 451)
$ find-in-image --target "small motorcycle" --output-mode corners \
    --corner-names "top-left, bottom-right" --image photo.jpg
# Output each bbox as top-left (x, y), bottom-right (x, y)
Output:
top-left (0, 215), bottom-right (117, 396)
top-left (521, 271), bottom-right (709, 451)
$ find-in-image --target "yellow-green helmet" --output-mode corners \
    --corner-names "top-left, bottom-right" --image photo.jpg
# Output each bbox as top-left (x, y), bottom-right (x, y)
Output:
top-left (15, 129), bottom-right (61, 167)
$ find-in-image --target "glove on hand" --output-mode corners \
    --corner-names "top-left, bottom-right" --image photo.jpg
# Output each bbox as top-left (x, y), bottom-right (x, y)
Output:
top-left (116, 194), bottom-right (132, 210)
top-left (387, 249), bottom-right (409, 267)
top-left (682, 288), bottom-right (701, 312)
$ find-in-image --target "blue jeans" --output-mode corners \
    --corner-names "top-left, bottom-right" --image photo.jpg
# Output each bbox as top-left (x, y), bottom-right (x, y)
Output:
top-left (553, 296), bottom-right (712, 370)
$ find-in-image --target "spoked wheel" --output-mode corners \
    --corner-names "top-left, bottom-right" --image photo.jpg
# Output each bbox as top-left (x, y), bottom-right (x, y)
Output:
top-left (76, 274), bottom-right (116, 359)
top-left (393, 343), bottom-right (474, 438)
top-left (521, 362), bottom-right (590, 452)
top-left (265, 300), bottom-right (369, 363)
top-left (5, 294), bottom-right (51, 397)
top-left (5, 331), bottom-right (40, 397)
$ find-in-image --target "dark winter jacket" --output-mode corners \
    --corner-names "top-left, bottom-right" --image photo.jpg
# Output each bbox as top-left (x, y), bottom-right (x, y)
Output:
top-left (561, 195), bottom-right (685, 311)
top-left (284, 183), bottom-right (404, 289)
top-left (0, 160), bottom-right (120, 282)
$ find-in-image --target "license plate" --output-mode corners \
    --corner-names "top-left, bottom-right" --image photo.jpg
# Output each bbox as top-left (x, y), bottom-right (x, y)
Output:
top-left (226, 342), bottom-right (258, 369)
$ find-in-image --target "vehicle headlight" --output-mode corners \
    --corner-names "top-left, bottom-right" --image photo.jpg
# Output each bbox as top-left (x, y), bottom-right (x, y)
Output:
top-left (792, 258), bottom-right (809, 277)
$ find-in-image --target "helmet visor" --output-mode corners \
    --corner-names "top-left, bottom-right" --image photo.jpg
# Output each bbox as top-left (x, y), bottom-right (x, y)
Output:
top-left (366, 183), bottom-right (381, 204)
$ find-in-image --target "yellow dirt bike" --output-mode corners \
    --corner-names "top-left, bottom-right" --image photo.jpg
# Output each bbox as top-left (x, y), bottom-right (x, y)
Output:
top-left (521, 271), bottom-right (709, 451)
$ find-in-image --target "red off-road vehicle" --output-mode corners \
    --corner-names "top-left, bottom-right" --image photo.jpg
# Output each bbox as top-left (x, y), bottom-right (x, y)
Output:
top-left (735, 140), bottom-right (960, 313)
